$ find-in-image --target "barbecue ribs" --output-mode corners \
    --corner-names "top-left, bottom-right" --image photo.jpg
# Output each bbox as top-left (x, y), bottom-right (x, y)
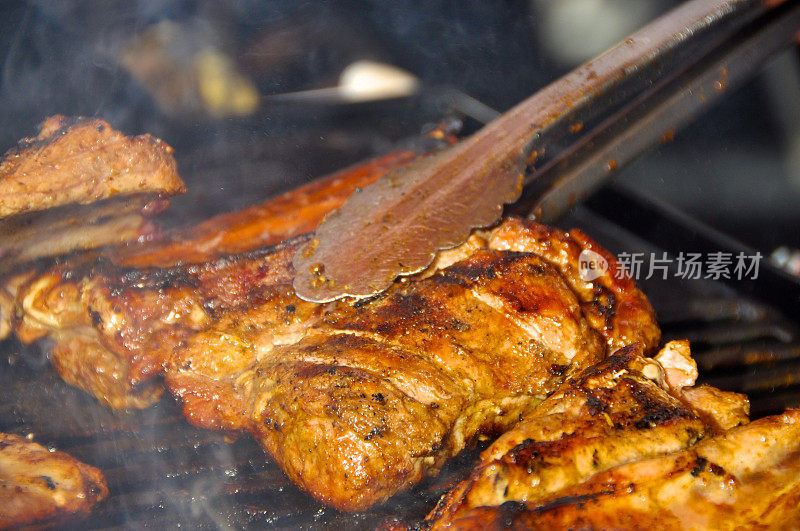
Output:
top-left (12, 215), bottom-right (658, 508)
top-left (161, 217), bottom-right (658, 510)
top-left (0, 433), bottom-right (108, 528)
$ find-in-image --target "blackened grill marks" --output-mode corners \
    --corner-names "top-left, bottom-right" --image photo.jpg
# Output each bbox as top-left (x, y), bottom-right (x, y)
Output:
top-left (576, 344), bottom-right (638, 386)
top-left (530, 490), bottom-right (616, 514)
top-left (504, 433), bottom-right (580, 468)
top-left (587, 284), bottom-right (616, 334)
top-left (690, 456), bottom-right (709, 477)
top-left (623, 378), bottom-right (696, 429)
top-left (438, 250), bottom-right (530, 284)
top-left (548, 364), bottom-right (569, 377)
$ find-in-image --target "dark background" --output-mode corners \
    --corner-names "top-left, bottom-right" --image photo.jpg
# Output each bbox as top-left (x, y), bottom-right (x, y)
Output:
top-left (0, 0), bottom-right (797, 254)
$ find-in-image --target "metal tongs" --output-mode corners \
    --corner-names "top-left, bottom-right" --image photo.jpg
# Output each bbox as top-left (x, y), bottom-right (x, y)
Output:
top-left (294, 0), bottom-right (800, 303)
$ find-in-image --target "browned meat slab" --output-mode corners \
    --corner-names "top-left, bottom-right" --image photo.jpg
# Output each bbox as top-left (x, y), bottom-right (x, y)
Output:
top-left (13, 216), bottom-right (658, 409)
top-left (0, 433), bottom-right (108, 528)
top-left (12, 216), bottom-right (657, 509)
top-left (162, 218), bottom-right (658, 510)
top-left (0, 115), bottom-right (183, 218)
top-left (0, 115), bottom-right (185, 271)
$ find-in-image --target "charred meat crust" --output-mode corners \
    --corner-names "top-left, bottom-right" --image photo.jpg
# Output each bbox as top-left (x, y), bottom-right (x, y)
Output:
top-left (488, 218), bottom-right (660, 354)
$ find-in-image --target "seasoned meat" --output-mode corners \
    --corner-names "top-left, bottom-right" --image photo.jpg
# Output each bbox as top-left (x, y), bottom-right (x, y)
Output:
top-left (12, 216), bottom-right (657, 509)
top-left (7, 151), bottom-right (424, 408)
top-left (13, 216), bottom-right (658, 411)
top-left (163, 218), bottom-right (657, 510)
top-left (0, 115), bottom-right (183, 218)
top-left (418, 342), bottom-right (777, 531)
top-left (0, 129), bottom-right (432, 340)
top-left (0, 433), bottom-right (108, 528)
top-left (430, 409), bottom-right (800, 530)
top-left (0, 115), bottom-right (184, 271)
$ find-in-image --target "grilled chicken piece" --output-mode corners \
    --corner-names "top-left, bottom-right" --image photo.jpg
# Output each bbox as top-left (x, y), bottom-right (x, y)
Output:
top-left (0, 433), bottom-right (108, 528)
top-left (420, 342), bottom-right (760, 530)
top-left (0, 115), bottom-right (183, 218)
top-left (432, 409), bottom-right (800, 530)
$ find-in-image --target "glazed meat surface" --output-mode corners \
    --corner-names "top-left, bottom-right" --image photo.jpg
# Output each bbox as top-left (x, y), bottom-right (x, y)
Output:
top-left (164, 218), bottom-right (658, 510)
top-left (0, 433), bottom-right (108, 528)
top-left (12, 216), bottom-right (657, 509)
top-left (421, 341), bottom-right (752, 529)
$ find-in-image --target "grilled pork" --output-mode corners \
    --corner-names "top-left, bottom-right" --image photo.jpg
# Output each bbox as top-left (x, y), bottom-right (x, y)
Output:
top-left (0, 433), bottom-right (108, 528)
top-left (12, 216), bottom-right (658, 508)
top-left (161, 218), bottom-right (658, 510)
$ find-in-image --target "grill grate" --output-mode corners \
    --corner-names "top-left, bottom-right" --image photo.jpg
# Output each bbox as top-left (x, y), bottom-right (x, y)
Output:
top-left (3, 203), bottom-right (800, 528)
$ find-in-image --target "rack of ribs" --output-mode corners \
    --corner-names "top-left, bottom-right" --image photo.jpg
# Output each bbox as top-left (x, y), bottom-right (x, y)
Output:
top-left (12, 214), bottom-right (659, 508)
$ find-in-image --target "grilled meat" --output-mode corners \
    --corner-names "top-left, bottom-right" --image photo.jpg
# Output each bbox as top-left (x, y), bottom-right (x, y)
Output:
top-left (0, 433), bottom-right (108, 528)
top-left (12, 216), bottom-right (657, 509)
top-left (163, 218), bottom-right (658, 510)
top-left (428, 408), bottom-right (800, 530)
top-left (12, 217), bottom-right (658, 412)
top-left (0, 115), bottom-right (184, 272)
top-left (6, 146), bottom-right (426, 407)
top-left (414, 341), bottom-right (787, 531)
top-left (0, 115), bottom-right (183, 218)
